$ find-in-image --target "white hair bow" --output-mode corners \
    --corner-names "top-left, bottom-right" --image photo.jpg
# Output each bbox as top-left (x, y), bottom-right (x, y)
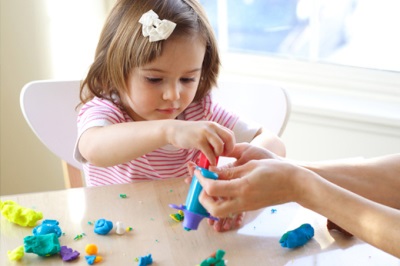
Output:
top-left (139, 10), bottom-right (176, 42)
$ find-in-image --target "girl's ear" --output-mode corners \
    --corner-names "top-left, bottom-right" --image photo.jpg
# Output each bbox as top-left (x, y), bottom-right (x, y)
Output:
top-left (110, 89), bottom-right (122, 106)
top-left (119, 84), bottom-right (132, 103)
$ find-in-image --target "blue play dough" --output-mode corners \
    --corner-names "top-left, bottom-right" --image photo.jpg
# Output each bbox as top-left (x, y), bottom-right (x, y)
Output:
top-left (138, 253), bottom-right (153, 266)
top-left (85, 255), bottom-right (97, 265)
top-left (33, 219), bottom-right (62, 237)
top-left (279, 223), bottom-right (314, 248)
top-left (24, 233), bottom-right (61, 256)
top-left (94, 218), bottom-right (113, 235)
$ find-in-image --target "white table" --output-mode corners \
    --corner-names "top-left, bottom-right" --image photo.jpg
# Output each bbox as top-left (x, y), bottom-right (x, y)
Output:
top-left (1, 178), bottom-right (398, 265)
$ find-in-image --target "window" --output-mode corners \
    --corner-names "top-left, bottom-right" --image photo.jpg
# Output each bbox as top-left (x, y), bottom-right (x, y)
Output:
top-left (45, 0), bottom-right (108, 79)
top-left (200, 0), bottom-right (400, 73)
top-left (199, 0), bottom-right (400, 127)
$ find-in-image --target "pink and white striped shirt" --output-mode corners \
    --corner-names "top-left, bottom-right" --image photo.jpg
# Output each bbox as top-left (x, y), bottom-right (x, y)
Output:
top-left (74, 94), bottom-right (260, 186)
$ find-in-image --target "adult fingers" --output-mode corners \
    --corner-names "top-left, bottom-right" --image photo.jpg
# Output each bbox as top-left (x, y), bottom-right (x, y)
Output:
top-left (199, 191), bottom-right (241, 218)
top-left (195, 169), bottom-right (241, 198)
top-left (215, 161), bottom-right (259, 181)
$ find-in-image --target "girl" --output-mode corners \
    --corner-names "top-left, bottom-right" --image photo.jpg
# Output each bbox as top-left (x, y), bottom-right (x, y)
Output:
top-left (74, 0), bottom-right (285, 231)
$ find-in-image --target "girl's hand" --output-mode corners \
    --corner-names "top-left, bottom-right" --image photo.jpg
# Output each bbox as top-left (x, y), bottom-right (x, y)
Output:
top-left (208, 212), bottom-right (245, 232)
top-left (167, 121), bottom-right (235, 165)
top-left (229, 143), bottom-right (280, 166)
top-left (184, 161), bottom-right (197, 184)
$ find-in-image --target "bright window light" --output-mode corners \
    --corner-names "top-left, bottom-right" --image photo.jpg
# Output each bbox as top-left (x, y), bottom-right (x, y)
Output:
top-left (45, 0), bottom-right (106, 79)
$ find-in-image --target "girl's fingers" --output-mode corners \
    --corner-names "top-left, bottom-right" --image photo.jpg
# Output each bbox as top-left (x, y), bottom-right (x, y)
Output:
top-left (218, 128), bottom-right (235, 156)
top-left (204, 126), bottom-right (235, 164)
top-left (224, 143), bottom-right (248, 160)
top-left (207, 136), bottom-right (225, 160)
top-left (200, 143), bottom-right (217, 166)
top-left (187, 161), bottom-right (196, 175)
top-left (184, 162), bottom-right (197, 184)
top-left (221, 213), bottom-right (244, 231)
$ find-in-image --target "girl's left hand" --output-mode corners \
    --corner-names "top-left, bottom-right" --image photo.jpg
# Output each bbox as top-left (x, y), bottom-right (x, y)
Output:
top-left (208, 212), bottom-right (245, 232)
top-left (187, 161), bottom-right (244, 232)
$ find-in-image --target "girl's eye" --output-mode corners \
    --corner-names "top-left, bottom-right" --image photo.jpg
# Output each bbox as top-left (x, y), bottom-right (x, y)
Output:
top-left (146, 77), bottom-right (162, 83)
top-left (180, 77), bottom-right (196, 83)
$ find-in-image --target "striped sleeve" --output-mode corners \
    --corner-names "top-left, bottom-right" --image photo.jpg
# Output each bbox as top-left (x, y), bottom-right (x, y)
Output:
top-left (74, 98), bottom-right (131, 163)
top-left (77, 98), bottom-right (129, 136)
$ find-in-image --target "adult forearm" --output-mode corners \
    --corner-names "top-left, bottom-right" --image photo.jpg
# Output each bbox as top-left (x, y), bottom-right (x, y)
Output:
top-left (300, 170), bottom-right (400, 258)
top-left (301, 154), bottom-right (400, 209)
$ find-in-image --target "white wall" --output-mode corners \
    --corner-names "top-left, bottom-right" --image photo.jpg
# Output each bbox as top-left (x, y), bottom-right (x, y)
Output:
top-left (283, 112), bottom-right (400, 161)
top-left (1, 1), bottom-right (399, 196)
top-left (0, 0), bottom-right (64, 195)
top-left (0, 0), bottom-right (107, 195)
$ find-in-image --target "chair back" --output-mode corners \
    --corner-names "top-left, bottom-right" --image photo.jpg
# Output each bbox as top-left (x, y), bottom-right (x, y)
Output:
top-left (20, 78), bottom-right (291, 185)
top-left (214, 77), bottom-right (291, 137)
top-left (20, 80), bottom-right (83, 187)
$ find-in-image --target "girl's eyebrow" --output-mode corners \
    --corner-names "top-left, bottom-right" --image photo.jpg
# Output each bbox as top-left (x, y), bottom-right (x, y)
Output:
top-left (141, 67), bottom-right (202, 74)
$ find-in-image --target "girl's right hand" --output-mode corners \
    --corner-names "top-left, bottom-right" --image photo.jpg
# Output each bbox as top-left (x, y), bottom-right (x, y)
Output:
top-left (166, 120), bottom-right (235, 166)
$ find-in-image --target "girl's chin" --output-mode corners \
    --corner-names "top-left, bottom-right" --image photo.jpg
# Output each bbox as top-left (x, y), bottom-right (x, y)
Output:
top-left (130, 114), bottom-right (172, 121)
top-left (150, 114), bottom-right (179, 120)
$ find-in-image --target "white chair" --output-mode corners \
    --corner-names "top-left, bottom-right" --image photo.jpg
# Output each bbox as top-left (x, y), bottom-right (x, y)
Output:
top-left (20, 80), bottom-right (84, 188)
top-left (214, 77), bottom-right (291, 137)
top-left (214, 77), bottom-right (291, 165)
top-left (20, 78), bottom-right (290, 187)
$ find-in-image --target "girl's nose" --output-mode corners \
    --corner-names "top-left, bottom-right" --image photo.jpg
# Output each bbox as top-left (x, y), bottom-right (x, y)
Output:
top-left (163, 83), bottom-right (180, 101)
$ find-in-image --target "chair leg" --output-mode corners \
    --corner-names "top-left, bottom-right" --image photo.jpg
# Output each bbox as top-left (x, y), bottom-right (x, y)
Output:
top-left (61, 161), bottom-right (84, 188)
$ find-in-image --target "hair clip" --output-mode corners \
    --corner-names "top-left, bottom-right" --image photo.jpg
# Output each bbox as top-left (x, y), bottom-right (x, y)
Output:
top-left (139, 10), bottom-right (176, 42)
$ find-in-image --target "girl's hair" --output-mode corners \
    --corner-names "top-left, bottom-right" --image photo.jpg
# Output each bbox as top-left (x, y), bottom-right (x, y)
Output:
top-left (80, 0), bottom-right (220, 105)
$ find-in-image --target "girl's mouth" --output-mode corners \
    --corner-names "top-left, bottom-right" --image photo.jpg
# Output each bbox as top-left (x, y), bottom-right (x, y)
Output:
top-left (157, 108), bottom-right (178, 114)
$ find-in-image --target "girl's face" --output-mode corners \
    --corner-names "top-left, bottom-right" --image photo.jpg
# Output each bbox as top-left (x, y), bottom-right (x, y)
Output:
top-left (123, 35), bottom-right (206, 121)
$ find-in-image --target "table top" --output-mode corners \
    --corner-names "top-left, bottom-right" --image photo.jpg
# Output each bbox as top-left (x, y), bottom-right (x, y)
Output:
top-left (1, 178), bottom-right (398, 265)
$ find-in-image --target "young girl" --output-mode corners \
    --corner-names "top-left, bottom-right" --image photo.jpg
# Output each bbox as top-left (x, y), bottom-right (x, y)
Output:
top-left (74, 0), bottom-right (285, 231)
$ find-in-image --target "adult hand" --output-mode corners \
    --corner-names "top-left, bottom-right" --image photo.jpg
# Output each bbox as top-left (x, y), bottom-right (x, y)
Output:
top-left (196, 159), bottom-right (302, 218)
top-left (214, 143), bottom-right (280, 172)
top-left (185, 161), bottom-right (244, 232)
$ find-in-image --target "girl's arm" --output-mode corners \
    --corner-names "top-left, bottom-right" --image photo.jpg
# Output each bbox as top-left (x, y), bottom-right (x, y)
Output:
top-left (249, 128), bottom-right (286, 157)
top-left (78, 119), bottom-right (235, 167)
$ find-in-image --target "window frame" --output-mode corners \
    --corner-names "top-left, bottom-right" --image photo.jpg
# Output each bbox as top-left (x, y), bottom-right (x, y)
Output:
top-left (220, 52), bottom-right (400, 97)
top-left (219, 52), bottom-right (400, 134)
top-left (206, 0), bottom-right (400, 116)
